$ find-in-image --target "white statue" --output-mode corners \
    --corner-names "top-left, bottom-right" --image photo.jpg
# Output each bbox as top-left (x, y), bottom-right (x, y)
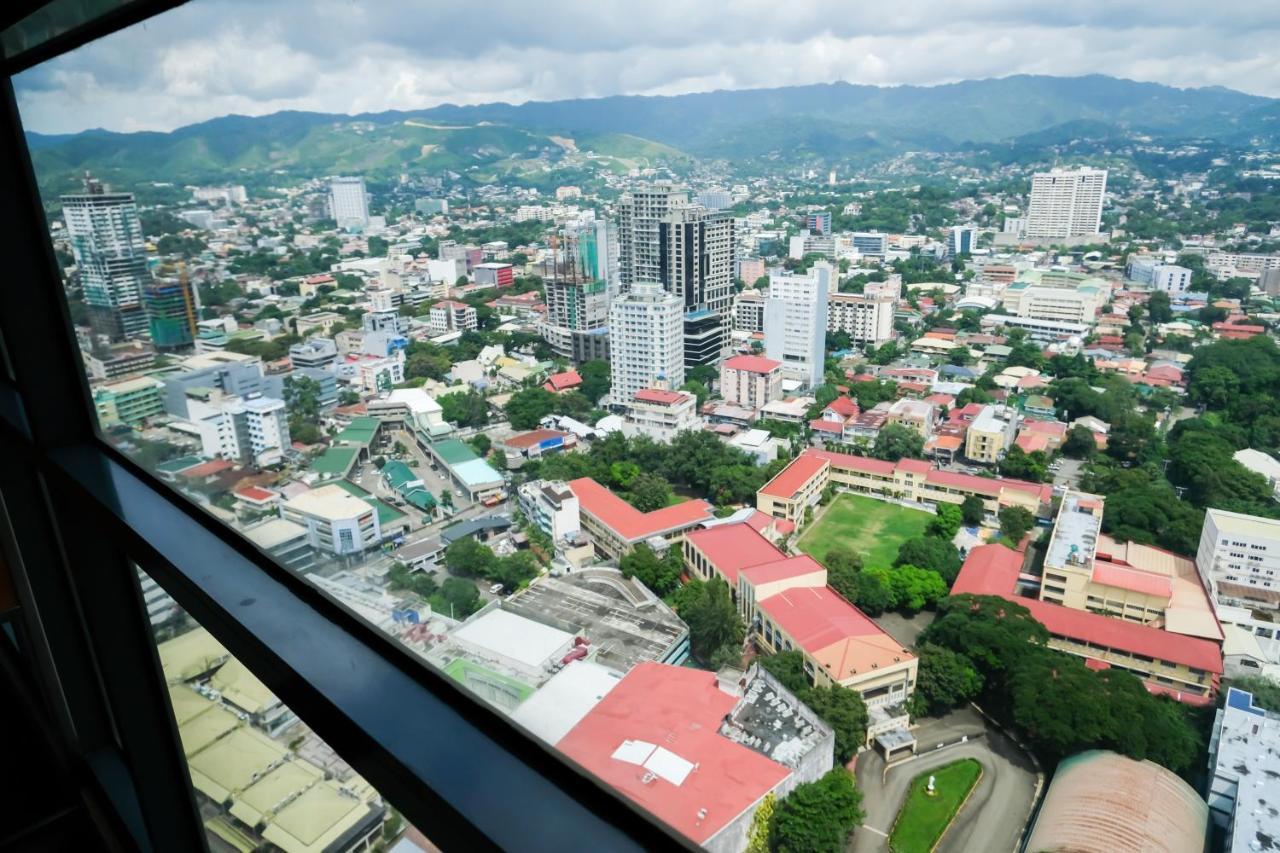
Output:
top-left (926, 775), bottom-right (936, 795)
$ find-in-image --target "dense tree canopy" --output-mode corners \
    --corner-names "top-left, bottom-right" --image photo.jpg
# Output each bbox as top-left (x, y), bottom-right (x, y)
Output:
top-left (768, 769), bottom-right (863, 853)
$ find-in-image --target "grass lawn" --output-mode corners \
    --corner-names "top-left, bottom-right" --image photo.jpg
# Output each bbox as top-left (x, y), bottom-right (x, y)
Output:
top-left (798, 493), bottom-right (932, 569)
top-left (888, 758), bottom-right (983, 853)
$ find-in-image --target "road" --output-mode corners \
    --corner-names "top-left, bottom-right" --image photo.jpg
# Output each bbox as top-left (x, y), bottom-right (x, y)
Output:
top-left (852, 708), bottom-right (1039, 853)
top-left (1052, 458), bottom-right (1084, 491)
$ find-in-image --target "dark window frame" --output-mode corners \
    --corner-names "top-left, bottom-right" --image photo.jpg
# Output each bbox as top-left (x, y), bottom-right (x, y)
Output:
top-left (0, 3), bottom-right (692, 850)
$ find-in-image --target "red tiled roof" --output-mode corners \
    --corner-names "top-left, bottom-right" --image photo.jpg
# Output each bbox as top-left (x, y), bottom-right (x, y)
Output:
top-left (503, 429), bottom-right (569, 450)
top-left (723, 354), bottom-right (782, 374)
top-left (825, 396), bottom-right (859, 417)
top-left (685, 523), bottom-right (785, 584)
top-left (759, 453), bottom-right (829, 499)
top-left (569, 478), bottom-right (713, 542)
top-left (633, 388), bottom-right (688, 406)
top-left (543, 370), bottom-right (582, 392)
top-left (952, 545), bottom-right (1222, 674)
top-left (1091, 562), bottom-right (1173, 598)
top-left (1015, 432), bottom-right (1051, 454)
top-left (758, 586), bottom-right (912, 681)
top-left (898, 458), bottom-right (931, 474)
top-left (556, 663), bottom-right (791, 845)
top-left (740, 554), bottom-right (826, 585)
top-left (808, 449), bottom-right (896, 476)
top-left (809, 418), bottom-right (845, 434)
top-left (234, 485), bottom-right (277, 502)
top-left (179, 459), bottom-right (235, 479)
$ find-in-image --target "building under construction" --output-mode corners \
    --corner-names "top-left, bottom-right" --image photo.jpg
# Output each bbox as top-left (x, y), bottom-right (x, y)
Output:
top-left (143, 263), bottom-right (199, 350)
top-left (540, 218), bottom-right (615, 362)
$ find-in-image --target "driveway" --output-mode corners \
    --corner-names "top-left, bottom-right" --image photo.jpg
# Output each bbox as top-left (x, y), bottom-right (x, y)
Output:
top-left (1052, 458), bottom-right (1084, 491)
top-left (873, 610), bottom-right (935, 650)
top-left (852, 707), bottom-right (1039, 853)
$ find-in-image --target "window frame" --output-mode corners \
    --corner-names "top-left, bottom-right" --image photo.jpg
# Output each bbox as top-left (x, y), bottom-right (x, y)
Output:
top-left (0, 4), bottom-right (692, 850)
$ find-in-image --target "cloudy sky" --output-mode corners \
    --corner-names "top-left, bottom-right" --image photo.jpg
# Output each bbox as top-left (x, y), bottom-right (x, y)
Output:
top-left (15, 0), bottom-right (1280, 134)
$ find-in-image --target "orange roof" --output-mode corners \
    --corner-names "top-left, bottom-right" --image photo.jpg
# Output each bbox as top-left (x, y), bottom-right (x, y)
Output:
top-left (758, 453), bottom-right (829, 499)
top-left (723, 354), bottom-right (782, 374)
top-left (633, 388), bottom-right (689, 406)
top-left (685, 524), bottom-right (785, 584)
top-left (568, 478), bottom-right (713, 543)
top-left (758, 586), bottom-right (912, 681)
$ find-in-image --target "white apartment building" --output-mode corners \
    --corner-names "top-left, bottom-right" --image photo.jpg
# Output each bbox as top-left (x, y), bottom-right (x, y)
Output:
top-left (62, 176), bottom-right (151, 340)
top-left (620, 388), bottom-right (700, 444)
top-left (608, 283), bottom-right (684, 404)
top-left (1151, 265), bottom-right (1193, 294)
top-left (516, 480), bottom-right (582, 544)
top-left (329, 176), bottom-right (370, 231)
top-left (428, 300), bottom-right (478, 334)
top-left (1206, 251), bottom-right (1280, 278)
top-left (1197, 509), bottom-right (1280, 668)
top-left (282, 484), bottom-right (381, 556)
top-left (720, 354), bottom-right (783, 412)
top-left (616, 184), bottom-right (688, 288)
top-left (733, 290), bottom-right (766, 333)
top-left (826, 292), bottom-right (895, 346)
top-left (764, 263), bottom-right (830, 388)
top-left (1001, 271), bottom-right (1106, 325)
top-left (1026, 168), bottom-right (1107, 239)
top-left (186, 394), bottom-right (291, 467)
top-left (1206, 687), bottom-right (1280, 850)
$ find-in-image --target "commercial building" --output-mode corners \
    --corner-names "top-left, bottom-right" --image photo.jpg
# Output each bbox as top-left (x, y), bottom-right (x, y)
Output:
top-left (806, 211), bottom-right (832, 235)
top-left (240, 517), bottom-right (318, 574)
top-left (428, 300), bottom-right (478, 334)
top-left (764, 263), bottom-right (831, 388)
top-left (965, 404), bottom-right (1020, 464)
top-left (426, 438), bottom-right (505, 500)
top-left (473, 262), bottom-right (514, 288)
top-left (516, 479), bottom-right (582, 544)
top-left (607, 283), bottom-right (684, 405)
top-left (979, 313), bottom-right (1089, 341)
top-left (1207, 687), bottom-right (1280, 851)
top-left (620, 388), bottom-right (699, 443)
top-left (851, 232), bottom-right (887, 257)
top-left (947, 226), bottom-right (976, 257)
top-left (505, 568), bottom-right (689, 670)
top-left (554, 662), bottom-right (834, 853)
top-left (568, 477), bottom-right (714, 560)
top-left (720, 354), bottom-right (783, 412)
top-left (288, 337), bottom-right (338, 370)
top-left (1023, 750), bottom-right (1206, 853)
top-left (756, 449), bottom-right (1052, 531)
top-left (1026, 167), bottom-right (1107, 239)
top-left (83, 340), bottom-right (156, 381)
top-left (1151, 264), bottom-right (1192, 294)
top-left (886, 398), bottom-right (936, 438)
top-left (659, 206), bottom-right (735, 365)
top-left (366, 388), bottom-right (450, 441)
top-left (826, 291), bottom-right (895, 347)
top-left (143, 274), bottom-right (198, 350)
top-left (732, 289), bottom-right (766, 333)
top-left (281, 484), bottom-right (382, 556)
top-left (61, 173), bottom-right (151, 340)
top-left (954, 543), bottom-right (1221, 704)
top-left (1000, 270), bottom-right (1106, 325)
top-left (328, 176), bottom-right (369, 231)
top-left (184, 393), bottom-right (291, 467)
top-left (737, 258), bottom-right (765, 286)
top-left (92, 375), bottom-right (166, 427)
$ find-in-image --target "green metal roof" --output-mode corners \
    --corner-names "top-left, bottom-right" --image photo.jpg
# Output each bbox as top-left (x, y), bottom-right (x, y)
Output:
top-left (382, 460), bottom-right (435, 510)
top-left (335, 415), bottom-right (381, 447)
top-left (310, 446), bottom-right (359, 476)
top-left (156, 455), bottom-right (206, 474)
top-left (431, 438), bottom-right (478, 465)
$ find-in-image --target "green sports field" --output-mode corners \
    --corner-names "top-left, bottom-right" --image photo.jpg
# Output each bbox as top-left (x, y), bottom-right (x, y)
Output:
top-left (797, 493), bottom-right (932, 569)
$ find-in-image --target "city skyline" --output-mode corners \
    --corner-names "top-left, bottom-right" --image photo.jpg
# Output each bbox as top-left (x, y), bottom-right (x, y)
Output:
top-left (14, 0), bottom-right (1280, 134)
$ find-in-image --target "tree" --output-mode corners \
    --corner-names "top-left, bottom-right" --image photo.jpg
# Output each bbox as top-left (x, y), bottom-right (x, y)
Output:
top-left (802, 686), bottom-right (869, 764)
top-left (1147, 290), bottom-right (1173, 324)
top-left (759, 651), bottom-right (809, 693)
top-left (852, 566), bottom-right (895, 616)
top-left (505, 386), bottom-right (557, 429)
top-left (908, 643), bottom-right (984, 717)
top-left (885, 565), bottom-right (948, 612)
top-left (439, 390), bottom-right (490, 428)
top-left (628, 472), bottom-right (672, 512)
top-left (673, 578), bottom-right (744, 664)
top-left (894, 537), bottom-right (962, 584)
top-left (960, 494), bottom-right (985, 526)
top-left (872, 424), bottom-right (924, 461)
top-left (680, 380), bottom-right (710, 407)
top-left (468, 433), bottom-right (492, 456)
top-left (999, 506), bottom-right (1034, 545)
top-left (578, 359), bottom-right (610, 404)
top-left (998, 445), bottom-right (1050, 483)
top-left (927, 503), bottom-right (963, 539)
top-left (769, 769), bottom-right (863, 853)
top-left (919, 594), bottom-right (1049, 689)
top-left (745, 792), bottom-right (775, 853)
top-left (491, 551), bottom-right (539, 591)
top-left (619, 543), bottom-right (682, 597)
top-left (824, 546), bottom-right (862, 603)
top-left (283, 374), bottom-right (323, 446)
top-left (444, 537), bottom-right (495, 578)
top-left (1062, 424), bottom-right (1097, 459)
top-left (435, 577), bottom-right (481, 618)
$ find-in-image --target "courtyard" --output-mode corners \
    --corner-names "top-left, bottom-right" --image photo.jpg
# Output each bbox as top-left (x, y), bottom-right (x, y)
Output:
top-left (797, 493), bottom-right (932, 569)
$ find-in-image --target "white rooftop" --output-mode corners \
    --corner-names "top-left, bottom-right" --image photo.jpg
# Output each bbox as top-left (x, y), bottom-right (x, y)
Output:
top-left (1209, 688), bottom-right (1280, 852)
top-left (283, 484), bottom-right (372, 522)
top-left (510, 661), bottom-right (623, 745)
top-left (451, 609), bottom-right (575, 672)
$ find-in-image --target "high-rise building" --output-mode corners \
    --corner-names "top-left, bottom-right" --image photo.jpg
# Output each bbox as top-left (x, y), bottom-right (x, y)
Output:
top-left (948, 226), bottom-right (976, 257)
top-left (607, 283), bottom-right (684, 404)
top-left (61, 173), bottom-right (151, 341)
top-left (851, 231), bottom-right (888, 257)
top-left (1026, 168), bottom-right (1107, 239)
top-left (826, 292), bottom-right (895, 346)
top-left (616, 184), bottom-right (688, 289)
top-left (764, 263), bottom-right (830, 388)
top-left (658, 206), bottom-right (735, 366)
top-left (540, 216), bottom-right (616, 362)
top-left (329, 176), bottom-right (370, 231)
top-left (1151, 265), bottom-right (1192, 294)
top-left (143, 271), bottom-right (199, 350)
top-left (806, 211), bottom-right (832, 235)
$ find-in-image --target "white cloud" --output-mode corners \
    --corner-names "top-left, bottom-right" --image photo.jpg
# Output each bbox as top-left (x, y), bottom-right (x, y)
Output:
top-left (13, 0), bottom-right (1280, 134)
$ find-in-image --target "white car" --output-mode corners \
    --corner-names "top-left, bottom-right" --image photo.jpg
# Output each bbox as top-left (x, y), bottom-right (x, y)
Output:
top-left (489, 583), bottom-right (505, 595)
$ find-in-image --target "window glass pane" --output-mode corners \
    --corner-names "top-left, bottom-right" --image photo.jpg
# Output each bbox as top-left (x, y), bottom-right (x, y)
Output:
top-left (141, 566), bottom-right (420, 852)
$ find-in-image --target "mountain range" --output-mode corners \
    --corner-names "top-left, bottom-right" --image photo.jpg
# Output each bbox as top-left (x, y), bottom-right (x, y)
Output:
top-left (24, 74), bottom-right (1280, 193)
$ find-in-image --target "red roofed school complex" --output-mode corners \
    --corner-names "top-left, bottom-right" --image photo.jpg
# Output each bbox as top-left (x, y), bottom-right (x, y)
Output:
top-left (684, 522), bottom-right (918, 718)
top-left (756, 448), bottom-right (1052, 531)
top-left (569, 477), bottom-right (715, 560)
top-left (953, 492), bottom-right (1225, 707)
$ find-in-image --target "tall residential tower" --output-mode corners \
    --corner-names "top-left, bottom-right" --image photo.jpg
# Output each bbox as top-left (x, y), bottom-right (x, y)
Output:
top-left (1026, 168), bottom-right (1107, 239)
top-left (607, 283), bottom-right (684, 404)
